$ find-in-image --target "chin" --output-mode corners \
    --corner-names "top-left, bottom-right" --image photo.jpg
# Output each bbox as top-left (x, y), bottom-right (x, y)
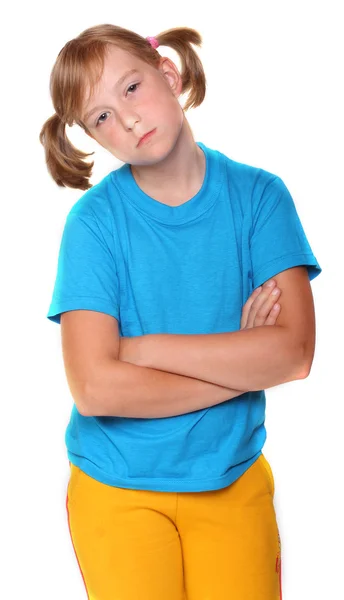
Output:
top-left (133, 141), bottom-right (172, 165)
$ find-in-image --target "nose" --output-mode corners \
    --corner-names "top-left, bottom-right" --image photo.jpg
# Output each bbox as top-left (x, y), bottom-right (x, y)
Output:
top-left (117, 108), bottom-right (140, 132)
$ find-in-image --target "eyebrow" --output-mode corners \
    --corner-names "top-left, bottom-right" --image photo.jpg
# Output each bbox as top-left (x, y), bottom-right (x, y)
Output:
top-left (83, 68), bottom-right (140, 122)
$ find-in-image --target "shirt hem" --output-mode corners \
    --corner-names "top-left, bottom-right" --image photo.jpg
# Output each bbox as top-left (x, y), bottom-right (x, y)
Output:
top-left (47, 298), bottom-right (120, 323)
top-left (67, 450), bottom-right (263, 493)
top-left (253, 252), bottom-right (321, 288)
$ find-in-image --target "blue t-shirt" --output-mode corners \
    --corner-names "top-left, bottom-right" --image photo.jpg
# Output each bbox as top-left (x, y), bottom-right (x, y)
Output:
top-left (47, 141), bottom-right (321, 492)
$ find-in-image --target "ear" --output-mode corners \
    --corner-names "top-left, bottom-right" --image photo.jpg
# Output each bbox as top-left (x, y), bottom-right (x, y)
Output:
top-left (159, 57), bottom-right (183, 98)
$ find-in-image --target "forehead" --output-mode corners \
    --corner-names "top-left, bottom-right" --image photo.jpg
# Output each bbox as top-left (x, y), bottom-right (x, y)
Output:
top-left (103, 44), bottom-right (142, 73)
top-left (83, 45), bottom-right (150, 105)
top-left (94, 45), bottom-right (151, 92)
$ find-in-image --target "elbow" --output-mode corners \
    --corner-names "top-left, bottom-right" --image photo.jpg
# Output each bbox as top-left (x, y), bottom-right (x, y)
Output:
top-left (79, 381), bottom-right (98, 417)
top-left (297, 363), bottom-right (311, 381)
top-left (64, 359), bottom-right (120, 417)
top-left (73, 379), bottom-right (99, 417)
top-left (78, 404), bottom-right (92, 418)
top-left (76, 387), bottom-right (93, 417)
top-left (65, 379), bottom-right (95, 417)
top-left (79, 359), bottom-right (122, 417)
top-left (295, 340), bottom-right (315, 380)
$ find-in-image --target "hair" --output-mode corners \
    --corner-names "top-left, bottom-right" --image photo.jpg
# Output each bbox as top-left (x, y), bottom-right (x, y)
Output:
top-left (39, 24), bottom-right (207, 191)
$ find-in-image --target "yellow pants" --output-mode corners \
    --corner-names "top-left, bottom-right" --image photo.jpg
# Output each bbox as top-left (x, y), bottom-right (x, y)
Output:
top-left (66, 454), bottom-right (282, 599)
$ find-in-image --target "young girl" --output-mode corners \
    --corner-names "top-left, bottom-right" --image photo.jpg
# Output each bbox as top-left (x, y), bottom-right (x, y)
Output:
top-left (40, 24), bottom-right (321, 600)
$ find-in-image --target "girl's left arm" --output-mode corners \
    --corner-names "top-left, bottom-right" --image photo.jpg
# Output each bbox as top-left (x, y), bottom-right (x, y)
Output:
top-left (119, 267), bottom-right (316, 392)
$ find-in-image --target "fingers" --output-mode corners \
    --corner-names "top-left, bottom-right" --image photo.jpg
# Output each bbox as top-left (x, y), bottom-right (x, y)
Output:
top-left (246, 280), bottom-right (281, 328)
top-left (240, 286), bottom-right (262, 329)
top-left (264, 302), bottom-right (280, 325)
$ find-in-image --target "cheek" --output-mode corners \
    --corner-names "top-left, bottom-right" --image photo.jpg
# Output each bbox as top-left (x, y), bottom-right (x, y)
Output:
top-left (94, 129), bottom-right (122, 152)
top-left (146, 80), bottom-right (177, 109)
top-left (152, 93), bottom-right (182, 123)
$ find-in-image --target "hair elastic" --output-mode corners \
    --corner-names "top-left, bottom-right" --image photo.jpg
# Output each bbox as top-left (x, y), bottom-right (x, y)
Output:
top-left (146, 36), bottom-right (160, 49)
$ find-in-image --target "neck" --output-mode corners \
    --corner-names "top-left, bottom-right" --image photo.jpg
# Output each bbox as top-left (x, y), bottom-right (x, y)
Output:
top-left (130, 117), bottom-right (205, 207)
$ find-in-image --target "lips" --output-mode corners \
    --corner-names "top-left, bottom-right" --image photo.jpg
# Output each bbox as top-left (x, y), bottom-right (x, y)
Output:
top-left (138, 129), bottom-right (156, 146)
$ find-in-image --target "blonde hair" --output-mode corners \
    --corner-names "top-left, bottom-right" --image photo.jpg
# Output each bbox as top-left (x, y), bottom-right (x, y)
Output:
top-left (39, 24), bottom-right (207, 191)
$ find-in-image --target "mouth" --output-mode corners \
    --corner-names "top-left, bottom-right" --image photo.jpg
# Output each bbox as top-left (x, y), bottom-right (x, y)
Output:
top-left (137, 129), bottom-right (156, 147)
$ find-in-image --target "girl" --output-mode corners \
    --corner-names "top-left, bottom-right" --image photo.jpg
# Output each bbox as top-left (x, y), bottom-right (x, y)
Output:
top-left (40, 24), bottom-right (321, 600)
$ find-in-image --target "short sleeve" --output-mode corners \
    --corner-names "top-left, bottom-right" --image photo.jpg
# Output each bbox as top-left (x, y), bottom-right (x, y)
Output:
top-left (250, 176), bottom-right (322, 289)
top-left (47, 212), bottom-right (120, 325)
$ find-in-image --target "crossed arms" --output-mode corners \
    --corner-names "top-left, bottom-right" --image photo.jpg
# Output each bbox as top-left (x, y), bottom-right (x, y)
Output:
top-left (84, 267), bottom-right (315, 417)
top-left (118, 267), bottom-right (315, 391)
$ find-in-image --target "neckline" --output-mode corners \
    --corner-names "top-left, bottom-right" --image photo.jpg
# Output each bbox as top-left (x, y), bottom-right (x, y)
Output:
top-left (111, 142), bottom-right (223, 225)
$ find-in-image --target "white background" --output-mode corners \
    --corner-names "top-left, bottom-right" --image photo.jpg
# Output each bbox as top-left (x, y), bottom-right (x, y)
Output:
top-left (1, 0), bottom-right (342, 598)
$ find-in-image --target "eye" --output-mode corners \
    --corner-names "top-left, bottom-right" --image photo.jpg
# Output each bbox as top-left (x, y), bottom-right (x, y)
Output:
top-left (95, 83), bottom-right (140, 126)
top-left (96, 112), bottom-right (109, 126)
top-left (126, 82), bottom-right (140, 95)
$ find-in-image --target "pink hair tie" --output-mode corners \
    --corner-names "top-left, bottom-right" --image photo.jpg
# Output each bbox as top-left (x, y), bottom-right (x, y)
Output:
top-left (146, 36), bottom-right (159, 49)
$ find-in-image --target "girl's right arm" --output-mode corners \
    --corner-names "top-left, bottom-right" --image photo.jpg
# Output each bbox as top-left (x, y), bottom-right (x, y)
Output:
top-left (85, 360), bottom-right (246, 418)
top-left (62, 308), bottom-right (244, 419)
top-left (62, 284), bottom-right (279, 419)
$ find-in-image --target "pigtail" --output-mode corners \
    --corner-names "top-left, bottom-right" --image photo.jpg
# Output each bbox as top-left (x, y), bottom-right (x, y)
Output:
top-left (39, 113), bottom-right (94, 191)
top-left (154, 27), bottom-right (207, 112)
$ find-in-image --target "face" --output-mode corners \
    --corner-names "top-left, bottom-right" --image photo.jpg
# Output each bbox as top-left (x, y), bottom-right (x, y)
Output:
top-left (81, 45), bottom-right (185, 165)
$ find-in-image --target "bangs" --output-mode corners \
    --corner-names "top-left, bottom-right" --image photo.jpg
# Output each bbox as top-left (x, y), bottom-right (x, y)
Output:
top-left (78, 43), bottom-right (114, 127)
top-left (52, 41), bottom-right (111, 128)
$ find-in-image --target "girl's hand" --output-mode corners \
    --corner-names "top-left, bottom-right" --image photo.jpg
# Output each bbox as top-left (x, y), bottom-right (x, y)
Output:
top-left (240, 279), bottom-right (281, 330)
